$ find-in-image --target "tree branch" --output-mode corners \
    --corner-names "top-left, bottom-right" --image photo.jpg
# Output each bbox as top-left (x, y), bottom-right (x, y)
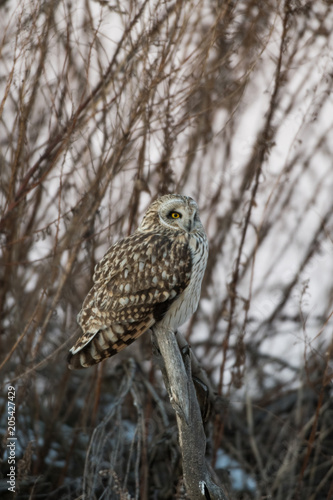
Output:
top-left (152, 326), bottom-right (229, 500)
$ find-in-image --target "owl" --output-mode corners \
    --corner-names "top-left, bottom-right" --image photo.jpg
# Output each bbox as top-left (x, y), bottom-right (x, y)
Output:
top-left (68, 194), bottom-right (208, 369)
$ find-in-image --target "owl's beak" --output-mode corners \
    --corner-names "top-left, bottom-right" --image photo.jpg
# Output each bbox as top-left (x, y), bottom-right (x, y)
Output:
top-left (185, 220), bottom-right (192, 232)
top-left (184, 216), bottom-right (196, 232)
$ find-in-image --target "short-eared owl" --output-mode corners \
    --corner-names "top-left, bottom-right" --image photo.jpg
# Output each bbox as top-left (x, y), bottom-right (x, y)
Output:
top-left (68, 194), bottom-right (208, 369)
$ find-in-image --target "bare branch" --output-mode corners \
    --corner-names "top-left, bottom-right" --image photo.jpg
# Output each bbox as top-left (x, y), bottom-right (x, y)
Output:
top-left (152, 326), bottom-right (229, 500)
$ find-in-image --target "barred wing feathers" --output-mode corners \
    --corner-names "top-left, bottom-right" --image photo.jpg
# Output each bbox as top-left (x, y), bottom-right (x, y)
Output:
top-left (67, 231), bottom-right (192, 369)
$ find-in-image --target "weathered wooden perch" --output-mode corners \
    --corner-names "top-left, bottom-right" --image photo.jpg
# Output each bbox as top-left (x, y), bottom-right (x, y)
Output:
top-left (152, 326), bottom-right (229, 500)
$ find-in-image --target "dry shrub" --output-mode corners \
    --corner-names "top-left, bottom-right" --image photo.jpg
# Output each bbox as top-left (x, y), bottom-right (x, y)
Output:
top-left (0, 0), bottom-right (333, 499)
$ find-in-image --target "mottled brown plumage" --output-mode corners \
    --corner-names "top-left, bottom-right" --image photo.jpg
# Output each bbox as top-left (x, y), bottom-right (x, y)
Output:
top-left (68, 194), bottom-right (208, 369)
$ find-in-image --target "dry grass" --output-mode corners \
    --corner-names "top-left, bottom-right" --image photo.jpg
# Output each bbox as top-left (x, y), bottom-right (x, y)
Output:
top-left (1, 0), bottom-right (333, 498)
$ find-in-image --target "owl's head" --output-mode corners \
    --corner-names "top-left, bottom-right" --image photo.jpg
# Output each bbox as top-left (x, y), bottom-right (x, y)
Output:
top-left (139, 194), bottom-right (204, 234)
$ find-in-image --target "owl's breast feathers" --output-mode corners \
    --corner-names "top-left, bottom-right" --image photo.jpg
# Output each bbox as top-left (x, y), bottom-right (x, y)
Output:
top-left (67, 230), bottom-right (193, 369)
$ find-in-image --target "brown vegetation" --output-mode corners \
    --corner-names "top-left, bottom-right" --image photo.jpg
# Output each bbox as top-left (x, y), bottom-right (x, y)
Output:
top-left (1, 0), bottom-right (333, 499)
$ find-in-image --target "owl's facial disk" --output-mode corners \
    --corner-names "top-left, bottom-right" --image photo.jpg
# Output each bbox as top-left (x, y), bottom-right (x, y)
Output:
top-left (138, 194), bottom-right (204, 234)
top-left (159, 200), bottom-right (200, 233)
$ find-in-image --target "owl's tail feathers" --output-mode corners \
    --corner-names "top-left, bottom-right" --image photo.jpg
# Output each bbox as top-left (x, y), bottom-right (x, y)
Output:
top-left (67, 331), bottom-right (126, 370)
top-left (67, 324), bottom-right (147, 369)
top-left (67, 349), bottom-right (92, 370)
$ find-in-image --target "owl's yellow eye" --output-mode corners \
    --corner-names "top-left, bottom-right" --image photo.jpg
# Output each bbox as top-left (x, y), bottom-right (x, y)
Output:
top-left (170, 212), bottom-right (181, 219)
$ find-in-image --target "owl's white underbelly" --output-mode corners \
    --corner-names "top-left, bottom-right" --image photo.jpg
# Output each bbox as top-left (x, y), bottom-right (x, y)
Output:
top-left (158, 234), bottom-right (208, 331)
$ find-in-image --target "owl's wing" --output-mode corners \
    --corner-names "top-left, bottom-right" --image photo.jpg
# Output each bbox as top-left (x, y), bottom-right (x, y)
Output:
top-left (68, 231), bottom-right (192, 369)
